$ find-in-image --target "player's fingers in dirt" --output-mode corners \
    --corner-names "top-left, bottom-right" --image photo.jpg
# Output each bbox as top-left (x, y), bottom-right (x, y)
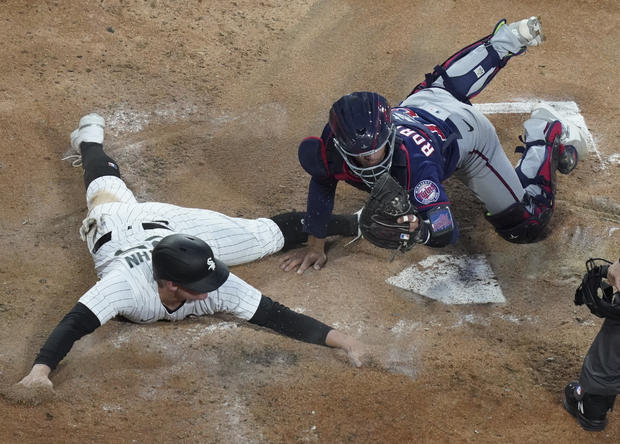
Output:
top-left (279, 248), bottom-right (326, 274)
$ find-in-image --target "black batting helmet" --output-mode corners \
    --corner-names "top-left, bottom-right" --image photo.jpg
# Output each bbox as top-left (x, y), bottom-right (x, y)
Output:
top-left (152, 234), bottom-right (229, 293)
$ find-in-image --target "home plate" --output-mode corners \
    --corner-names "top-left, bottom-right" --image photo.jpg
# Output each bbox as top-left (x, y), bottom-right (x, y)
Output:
top-left (386, 254), bottom-right (505, 304)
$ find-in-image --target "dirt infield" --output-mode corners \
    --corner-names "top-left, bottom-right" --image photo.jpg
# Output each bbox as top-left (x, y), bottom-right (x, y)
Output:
top-left (1, 1), bottom-right (619, 442)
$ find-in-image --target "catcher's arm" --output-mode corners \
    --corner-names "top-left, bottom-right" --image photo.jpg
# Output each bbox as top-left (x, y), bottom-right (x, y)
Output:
top-left (417, 205), bottom-right (455, 247)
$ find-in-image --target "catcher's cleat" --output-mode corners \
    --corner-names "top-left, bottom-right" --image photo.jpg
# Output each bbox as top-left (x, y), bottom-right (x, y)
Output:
top-left (531, 103), bottom-right (587, 159)
top-left (63, 113), bottom-right (106, 167)
top-left (563, 382), bottom-right (608, 432)
top-left (507, 16), bottom-right (544, 47)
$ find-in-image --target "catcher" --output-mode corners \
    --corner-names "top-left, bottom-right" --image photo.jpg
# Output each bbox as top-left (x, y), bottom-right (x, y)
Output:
top-left (563, 258), bottom-right (620, 432)
top-left (280, 16), bottom-right (584, 273)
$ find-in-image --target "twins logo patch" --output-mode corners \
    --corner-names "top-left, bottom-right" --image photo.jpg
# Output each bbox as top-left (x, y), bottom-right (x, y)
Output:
top-left (414, 180), bottom-right (440, 205)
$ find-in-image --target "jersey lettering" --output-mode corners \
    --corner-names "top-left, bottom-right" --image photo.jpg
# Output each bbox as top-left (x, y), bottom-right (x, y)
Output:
top-left (125, 250), bottom-right (152, 268)
top-left (411, 133), bottom-right (425, 145)
top-left (400, 128), bottom-right (417, 138)
top-left (398, 126), bottom-right (436, 157)
top-left (420, 142), bottom-right (434, 157)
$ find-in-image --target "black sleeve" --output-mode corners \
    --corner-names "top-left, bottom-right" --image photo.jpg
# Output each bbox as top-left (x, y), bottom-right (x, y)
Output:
top-left (248, 295), bottom-right (332, 346)
top-left (34, 302), bottom-right (101, 371)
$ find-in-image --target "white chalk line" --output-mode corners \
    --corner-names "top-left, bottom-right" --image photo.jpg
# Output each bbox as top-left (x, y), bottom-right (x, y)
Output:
top-left (474, 100), bottom-right (604, 167)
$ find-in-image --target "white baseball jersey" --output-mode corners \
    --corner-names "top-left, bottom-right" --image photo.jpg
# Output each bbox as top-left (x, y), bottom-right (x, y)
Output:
top-left (76, 175), bottom-right (284, 324)
top-left (79, 243), bottom-right (262, 325)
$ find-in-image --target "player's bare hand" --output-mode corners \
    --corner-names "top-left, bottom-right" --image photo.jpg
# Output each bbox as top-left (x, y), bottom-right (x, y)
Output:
top-left (343, 338), bottom-right (370, 368)
top-left (396, 213), bottom-right (419, 232)
top-left (325, 329), bottom-right (369, 368)
top-left (608, 260), bottom-right (620, 289)
top-left (17, 364), bottom-right (54, 390)
top-left (279, 236), bottom-right (327, 274)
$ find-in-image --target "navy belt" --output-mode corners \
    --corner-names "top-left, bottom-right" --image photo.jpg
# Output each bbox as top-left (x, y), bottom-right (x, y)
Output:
top-left (92, 221), bottom-right (171, 253)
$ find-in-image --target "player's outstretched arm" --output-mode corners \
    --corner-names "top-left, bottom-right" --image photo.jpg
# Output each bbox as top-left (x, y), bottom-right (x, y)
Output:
top-left (16, 302), bottom-right (101, 389)
top-left (608, 260), bottom-right (620, 289)
top-left (279, 235), bottom-right (327, 274)
top-left (18, 364), bottom-right (53, 390)
top-left (248, 295), bottom-right (368, 367)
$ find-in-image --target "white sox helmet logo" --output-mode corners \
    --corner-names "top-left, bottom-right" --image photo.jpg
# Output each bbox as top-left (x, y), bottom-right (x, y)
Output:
top-left (207, 257), bottom-right (216, 271)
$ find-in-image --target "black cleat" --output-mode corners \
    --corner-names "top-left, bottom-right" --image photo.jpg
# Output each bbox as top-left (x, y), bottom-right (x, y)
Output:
top-left (563, 382), bottom-right (608, 432)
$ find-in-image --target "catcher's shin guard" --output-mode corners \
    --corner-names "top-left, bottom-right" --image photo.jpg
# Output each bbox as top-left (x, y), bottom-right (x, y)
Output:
top-left (408, 19), bottom-right (511, 103)
top-left (485, 200), bottom-right (552, 244)
top-left (514, 118), bottom-right (568, 214)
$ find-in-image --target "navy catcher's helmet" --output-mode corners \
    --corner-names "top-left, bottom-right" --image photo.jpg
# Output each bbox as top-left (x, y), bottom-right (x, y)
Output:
top-left (152, 234), bottom-right (229, 293)
top-left (329, 91), bottom-right (396, 186)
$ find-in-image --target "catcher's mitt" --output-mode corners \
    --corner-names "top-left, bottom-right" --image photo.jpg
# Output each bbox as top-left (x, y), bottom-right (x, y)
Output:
top-left (574, 258), bottom-right (620, 321)
top-left (359, 172), bottom-right (424, 250)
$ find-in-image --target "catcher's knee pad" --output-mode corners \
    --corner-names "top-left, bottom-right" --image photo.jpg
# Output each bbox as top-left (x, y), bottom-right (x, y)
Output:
top-left (485, 201), bottom-right (552, 244)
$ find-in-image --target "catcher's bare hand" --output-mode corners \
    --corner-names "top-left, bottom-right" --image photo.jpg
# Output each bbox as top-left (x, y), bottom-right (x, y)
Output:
top-left (280, 236), bottom-right (327, 274)
top-left (396, 214), bottom-right (419, 232)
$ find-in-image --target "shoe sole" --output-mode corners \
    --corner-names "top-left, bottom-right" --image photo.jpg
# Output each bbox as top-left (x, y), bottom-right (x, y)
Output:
top-left (511, 16), bottom-right (544, 46)
top-left (79, 113), bottom-right (105, 129)
top-left (525, 16), bottom-right (544, 45)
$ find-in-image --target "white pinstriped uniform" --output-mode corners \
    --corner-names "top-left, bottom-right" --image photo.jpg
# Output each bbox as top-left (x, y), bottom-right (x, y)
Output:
top-left (76, 175), bottom-right (284, 325)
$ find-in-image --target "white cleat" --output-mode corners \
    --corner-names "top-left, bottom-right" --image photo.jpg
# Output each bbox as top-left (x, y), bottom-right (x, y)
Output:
top-left (531, 103), bottom-right (587, 159)
top-left (70, 113), bottom-right (105, 151)
top-left (64, 113), bottom-right (105, 166)
top-left (508, 16), bottom-right (544, 47)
